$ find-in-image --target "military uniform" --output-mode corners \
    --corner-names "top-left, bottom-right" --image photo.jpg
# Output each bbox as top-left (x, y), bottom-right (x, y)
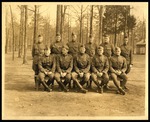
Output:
top-left (55, 52), bottom-right (73, 92)
top-left (109, 54), bottom-right (128, 95)
top-left (100, 43), bottom-right (115, 58)
top-left (67, 36), bottom-right (81, 88)
top-left (67, 41), bottom-right (81, 58)
top-left (72, 51), bottom-right (90, 93)
top-left (85, 42), bottom-right (97, 88)
top-left (120, 44), bottom-right (133, 74)
top-left (32, 42), bottom-right (46, 75)
top-left (50, 41), bottom-right (64, 55)
top-left (38, 53), bottom-right (56, 92)
top-left (100, 41), bottom-right (115, 89)
top-left (32, 42), bottom-right (46, 88)
top-left (85, 43), bottom-right (97, 57)
top-left (91, 54), bottom-right (109, 93)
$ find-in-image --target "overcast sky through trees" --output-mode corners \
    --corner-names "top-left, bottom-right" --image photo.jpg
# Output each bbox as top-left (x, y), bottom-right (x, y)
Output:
top-left (3, 2), bottom-right (148, 27)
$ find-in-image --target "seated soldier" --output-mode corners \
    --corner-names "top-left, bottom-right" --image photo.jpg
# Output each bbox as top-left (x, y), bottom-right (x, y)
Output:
top-left (38, 46), bottom-right (56, 92)
top-left (91, 46), bottom-right (109, 93)
top-left (55, 45), bottom-right (73, 92)
top-left (109, 47), bottom-right (128, 95)
top-left (85, 34), bottom-right (96, 88)
top-left (72, 45), bottom-right (90, 93)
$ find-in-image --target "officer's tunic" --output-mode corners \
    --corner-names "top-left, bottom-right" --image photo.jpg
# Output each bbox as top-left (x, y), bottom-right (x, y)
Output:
top-left (67, 41), bottom-right (81, 57)
top-left (100, 43), bottom-right (115, 58)
top-left (120, 44), bottom-right (133, 74)
top-left (32, 42), bottom-right (46, 75)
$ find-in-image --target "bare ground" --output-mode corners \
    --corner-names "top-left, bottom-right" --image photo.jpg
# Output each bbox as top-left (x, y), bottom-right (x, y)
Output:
top-left (2, 51), bottom-right (148, 120)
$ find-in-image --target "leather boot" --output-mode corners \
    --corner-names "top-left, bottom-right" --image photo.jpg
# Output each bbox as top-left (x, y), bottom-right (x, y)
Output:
top-left (41, 81), bottom-right (52, 92)
top-left (74, 80), bottom-right (88, 93)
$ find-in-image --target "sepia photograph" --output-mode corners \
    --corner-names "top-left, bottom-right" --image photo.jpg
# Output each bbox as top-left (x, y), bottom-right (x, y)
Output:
top-left (2, 2), bottom-right (148, 120)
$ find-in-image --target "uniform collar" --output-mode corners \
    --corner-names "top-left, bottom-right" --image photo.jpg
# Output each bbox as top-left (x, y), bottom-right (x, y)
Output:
top-left (114, 54), bottom-right (120, 57)
top-left (123, 43), bottom-right (128, 46)
top-left (62, 53), bottom-right (68, 56)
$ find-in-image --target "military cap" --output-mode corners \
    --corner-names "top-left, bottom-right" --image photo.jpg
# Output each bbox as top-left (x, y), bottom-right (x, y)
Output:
top-left (97, 45), bottom-right (104, 50)
top-left (56, 33), bottom-right (61, 36)
top-left (124, 35), bottom-right (128, 38)
top-left (45, 45), bottom-right (50, 50)
top-left (62, 45), bottom-right (69, 50)
top-left (38, 35), bottom-right (42, 37)
top-left (103, 34), bottom-right (109, 37)
top-left (72, 32), bottom-right (76, 36)
top-left (79, 45), bottom-right (85, 48)
top-left (89, 34), bottom-right (92, 38)
top-left (115, 47), bottom-right (121, 51)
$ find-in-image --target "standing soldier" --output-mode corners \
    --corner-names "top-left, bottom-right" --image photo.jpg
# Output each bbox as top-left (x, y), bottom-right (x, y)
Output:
top-left (67, 33), bottom-right (81, 58)
top-left (100, 34), bottom-right (115, 58)
top-left (55, 45), bottom-right (73, 92)
top-left (120, 36), bottom-right (133, 90)
top-left (72, 45), bottom-right (90, 93)
top-left (50, 33), bottom-right (63, 86)
top-left (38, 47), bottom-right (56, 92)
top-left (67, 33), bottom-right (81, 88)
top-left (85, 34), bottom-right (97, 88)
top-left (32, 35), bottom-right (46, 88)
top-left (100, 34), bottom-right (115, 89)
top-left (50, 33), bottom-right (64, 56)
top-left (109, 47), bottom-right (128, 95)
top-left (91, 46), bottom-right (109, 93)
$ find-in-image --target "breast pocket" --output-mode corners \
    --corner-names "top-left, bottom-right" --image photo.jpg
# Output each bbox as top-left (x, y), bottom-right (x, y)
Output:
top-left (118, 62), bottom-right (123, 68)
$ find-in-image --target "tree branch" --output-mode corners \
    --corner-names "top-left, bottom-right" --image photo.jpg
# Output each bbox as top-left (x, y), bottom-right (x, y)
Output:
top-left (82, 5), bottom-right (89, 13)
top-left (27, 8), bottom-right (34, 12)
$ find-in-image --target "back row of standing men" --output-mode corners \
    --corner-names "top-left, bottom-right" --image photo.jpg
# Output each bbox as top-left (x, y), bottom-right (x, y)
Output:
top-left (32, 33), bottom-right (133, 95)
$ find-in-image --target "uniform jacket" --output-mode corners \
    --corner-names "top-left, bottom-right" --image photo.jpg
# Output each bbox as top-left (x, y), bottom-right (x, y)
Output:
top-left (109, 55), bottom-right (127, 73)
top-left (38, 54), bottom-right (56, 73)
top-left (100, 43), bottom-right (115, 57)
top-left (85, 43), bottom-right (97, 57)
top-left (120, 44), bottom-right (133, 65)
top-left (67, 41), bottom-right (81, 57)
top-left (32, 42), bottom-right (45, 57)
top-left (56, 54), bottom-right (73, 73)
top-left (50, 41), bottom-right (64, 54)
top-left (91, 55), bottom-right (109, 74)
top-left (74, 53), bottom-right (90, 73)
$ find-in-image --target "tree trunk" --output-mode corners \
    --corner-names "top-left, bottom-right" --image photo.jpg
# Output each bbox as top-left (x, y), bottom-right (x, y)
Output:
top-left (37, 6), bottom-right (39, 36)
top-left (80, 5), bottom-right (83, 44)
top-left (99, 5), bottom-right (103, 44)
top-left (9, 5), bottom-right (15, 61)
top-left (127, 6), bottom-right (130, 37)
top-left (33, 5), bottom-right (37, 43)
top-left (60, 5), bottom-right (63, 40)
top-left (114, 7), bottom-right (118, 47)
top-left (90, 5), bottom-right (93, 36)
top-left (68, 11), bottom-right (70, 42)
top-left (131, 29), bottom-right (134, 53)
top-left (23, 5), bottom-right (28, 64)
top-left (18, 5), bottom-right (24, 58)
top-left (86, 9), bottom-right (89, 43)
top-left (56, 5), bottom-right (61, 36)
top-left (21, 8), bottom-right (25, 56)
top-left (5, 8), bottom-right (8, 54)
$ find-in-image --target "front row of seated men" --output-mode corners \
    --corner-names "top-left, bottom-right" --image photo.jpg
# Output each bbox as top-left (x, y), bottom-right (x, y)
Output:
top-left (36, 44), bottom-right (127, 95)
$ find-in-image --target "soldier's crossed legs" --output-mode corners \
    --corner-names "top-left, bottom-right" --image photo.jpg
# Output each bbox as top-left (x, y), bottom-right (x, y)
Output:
top-left (55, 72), bottom-right (70, 92)
top-left (72, 72), bottom-right (90, 93)
top-left (110, 72), bottom-right (127, 95)
top-left (91, 73), bottom-right (109, 93)
top-left (38, 72), bottom-right (55, 92)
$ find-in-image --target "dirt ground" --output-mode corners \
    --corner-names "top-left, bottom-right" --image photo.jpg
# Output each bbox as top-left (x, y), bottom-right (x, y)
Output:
top-left (2, 51), bottom-right (148, 120)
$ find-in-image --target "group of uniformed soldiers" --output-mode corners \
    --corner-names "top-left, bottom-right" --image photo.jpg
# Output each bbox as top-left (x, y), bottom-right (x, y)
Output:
top-left (32, 33), bottom-right (133, 95)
